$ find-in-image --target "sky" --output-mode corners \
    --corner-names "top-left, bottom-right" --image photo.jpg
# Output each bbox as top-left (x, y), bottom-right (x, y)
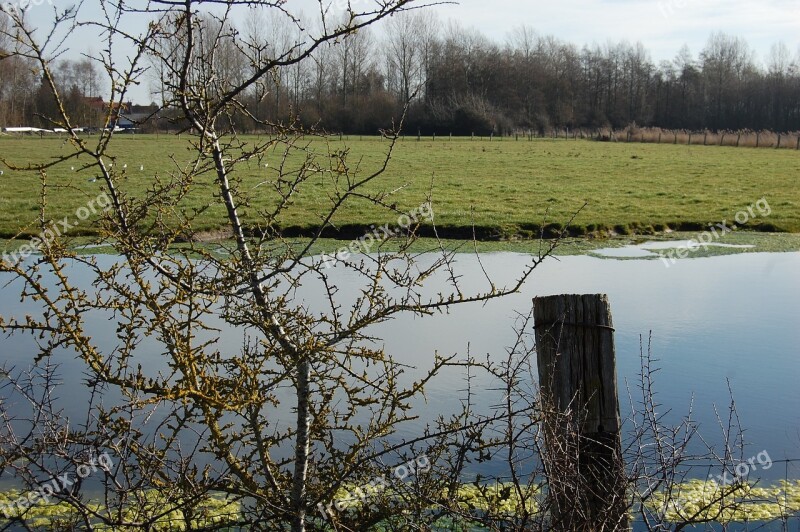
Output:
top-left (428, 0), bottom-right (800, 61)
top-left (14, 0), bottom-right (800, 104)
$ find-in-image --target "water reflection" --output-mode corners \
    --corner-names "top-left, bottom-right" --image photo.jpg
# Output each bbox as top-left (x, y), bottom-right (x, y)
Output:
top-left (1, 251), bottom-right (798, 484)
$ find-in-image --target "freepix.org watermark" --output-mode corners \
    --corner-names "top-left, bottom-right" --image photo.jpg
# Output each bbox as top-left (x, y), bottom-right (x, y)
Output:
top-left (660, 197), bottom-right (771, 267)
top-left (669, 450), bottom-right (774, 512)
top-left (1, 191), bottom-right (112, 265)
top-left (317, 454), bottom-right (430, 519)
top-left (1, 0), bottom-right (53, 16)
top-left (321, 202), bottom-right (434, 269)
top-left (709, 450), bottom-right (773, 487)
top-left (0, 452), bottom-right (114, 518)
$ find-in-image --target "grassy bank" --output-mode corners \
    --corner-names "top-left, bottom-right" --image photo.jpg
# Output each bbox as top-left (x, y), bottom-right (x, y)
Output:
top-left (5, 232), bottom-right (799, 261)
top-left (1, 135), bottom-right (798, 241)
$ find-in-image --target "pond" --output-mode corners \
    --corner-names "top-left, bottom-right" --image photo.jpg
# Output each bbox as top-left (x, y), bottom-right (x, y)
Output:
top-left (1, 249), bottom-right (799, 492)
top-left (360, 250), bottom-right (800, 484)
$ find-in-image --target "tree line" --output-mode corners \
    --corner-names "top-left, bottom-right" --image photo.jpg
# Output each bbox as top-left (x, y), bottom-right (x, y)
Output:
top-left (2, 11), bottom-right (799, 135)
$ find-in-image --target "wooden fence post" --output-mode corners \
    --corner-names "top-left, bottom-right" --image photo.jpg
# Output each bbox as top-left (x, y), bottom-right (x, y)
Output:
top-left (534, 294), bottom-right (628, 531)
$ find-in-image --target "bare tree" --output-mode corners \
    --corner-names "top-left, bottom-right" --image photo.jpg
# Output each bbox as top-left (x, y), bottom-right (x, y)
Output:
top-left (384, 11), bottom-right (428, 105)
top-left (0, 2), bottom-right (554, 531)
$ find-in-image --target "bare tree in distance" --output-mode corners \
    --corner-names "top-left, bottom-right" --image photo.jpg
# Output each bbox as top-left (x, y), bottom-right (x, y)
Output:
top-left (384, 10), bottom-right (430, 105)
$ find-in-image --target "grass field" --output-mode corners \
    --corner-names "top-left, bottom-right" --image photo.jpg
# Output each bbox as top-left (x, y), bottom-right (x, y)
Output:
top-left (0, 134), bottom-right (798, 242)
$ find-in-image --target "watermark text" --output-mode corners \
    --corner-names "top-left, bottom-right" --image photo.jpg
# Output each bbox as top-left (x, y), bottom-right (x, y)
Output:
top-left (317, 454), bottom-right (430, 519)
top-left (321, 202), bottom-right (434, 269)
top-left (660, 197), bottom-right (771, 267)
top-left (0, 452), bottom-right (114, 518)
top-left (2, 191), bottom-right (112, 265)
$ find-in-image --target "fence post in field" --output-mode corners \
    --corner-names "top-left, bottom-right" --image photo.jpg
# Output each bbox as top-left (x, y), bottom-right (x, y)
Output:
top-left (776, 133), bottom-right (781, 149)
top-left (756, 131), bottom-right (760, 148)
top-left (533, 294), bottom-right (628, 531)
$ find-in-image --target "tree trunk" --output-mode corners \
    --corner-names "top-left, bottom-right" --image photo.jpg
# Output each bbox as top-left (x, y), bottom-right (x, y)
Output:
top-left (534, 294), bottom-right (628, 531)
top-left (291, 359), bottom-right (312, 532)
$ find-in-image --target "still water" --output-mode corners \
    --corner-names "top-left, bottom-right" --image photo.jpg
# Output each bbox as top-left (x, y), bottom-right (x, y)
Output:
top-left (1, 251), bottom-right (799, 485)
top-left (364, 251), bottom-right (800, 484)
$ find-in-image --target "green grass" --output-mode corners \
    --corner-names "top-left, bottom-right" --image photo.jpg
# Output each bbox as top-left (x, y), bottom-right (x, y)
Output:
top-left (1, 134), bottom-right (798, 242)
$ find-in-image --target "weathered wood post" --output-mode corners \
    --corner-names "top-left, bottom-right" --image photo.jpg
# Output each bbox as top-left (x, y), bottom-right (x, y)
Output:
top-left (533, 294), bottom-right (628, 531)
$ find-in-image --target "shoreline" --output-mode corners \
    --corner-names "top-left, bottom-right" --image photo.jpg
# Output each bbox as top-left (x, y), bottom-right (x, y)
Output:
top-left (3, 231), bottom-right (800, 260)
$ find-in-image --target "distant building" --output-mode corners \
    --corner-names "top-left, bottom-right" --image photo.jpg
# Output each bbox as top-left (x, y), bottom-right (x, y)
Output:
top-left (117, 111), bottom-right (153, 130)
top-left (84, 96), bottom-right (107, 112)
top-left (84, 98), bottom-right (142, 129)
